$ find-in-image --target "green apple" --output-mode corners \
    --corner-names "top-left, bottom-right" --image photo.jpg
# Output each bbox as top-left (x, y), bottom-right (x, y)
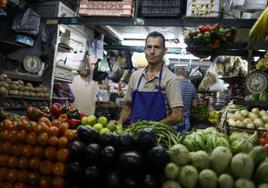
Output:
top-left (93, 123), bottom-right (103, 132)
top-left (97, 116), bottom-right (108, 127)
top-left (106, 123), bottom-right (116, 132)
top-left (81, 115), bottom-right (97, 126)
top-left (100, 128), bottom-right (110, 135)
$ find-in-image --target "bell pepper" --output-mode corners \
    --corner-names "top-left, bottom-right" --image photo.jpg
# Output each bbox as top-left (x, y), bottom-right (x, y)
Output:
top-left (26, 106), bottom-right (42, 121)
top-left (62, 105), bottom-right (70, 114)
top-left (198, 25), bottom-right (211, 32)
top-left (58, 114), bottom-right (68, 122)
top-left (68, 119), bottom-right (81, 129)
top-left (79, 112), bottom-right (85, 120)
top-left (67, 107), bottom-right (80, 119)
top-left (51, 103), bottom-right (63, 117)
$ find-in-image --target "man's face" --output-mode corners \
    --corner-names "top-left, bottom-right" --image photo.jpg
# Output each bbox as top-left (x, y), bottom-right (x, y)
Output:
top-left (144, 36), bottom-right (167, 65)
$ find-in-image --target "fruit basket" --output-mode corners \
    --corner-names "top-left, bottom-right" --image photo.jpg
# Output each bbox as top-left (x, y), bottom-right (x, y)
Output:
top-left (184, 24), bottom-right (236, 58)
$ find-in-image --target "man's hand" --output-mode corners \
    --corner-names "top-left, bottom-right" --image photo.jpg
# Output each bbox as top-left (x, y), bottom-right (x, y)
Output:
top-left (160, 107), bottom-right (183, 126)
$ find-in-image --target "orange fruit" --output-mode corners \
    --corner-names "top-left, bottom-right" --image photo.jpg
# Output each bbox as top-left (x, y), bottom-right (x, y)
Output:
top-left (21, 145), bottom-right (33, 158)
top-left (33, 146), bottom-right (44, 158)
top-left (58, 137), bottom-right (68, 148)
top-left (40, 160), bottom-right (53, 175)
top-left (0, 154), bottom-right (9, 167)
top-left (52, 177), bottom-right (64, 188)
top-left (44, 146), bottom-right (56, 160)
top-left (7, 156), bottom-right (18, 168)
top-left (48, 136), bottom-right (58, 146)
top-left (17, 130), bottom-right (27, 142)
top-left (48, 126), bottom-right (59, 137)
top-left (0, 167), bottom-right (7, 180)
top-left (26, 132), bottom-right (38, 145)
top-left (38, 132), bottom-right (49, 146)
top-left (6, 169), bottom-right (17, 182)
top-left (39, 176), bottom-right (51, 188)
top-left (39, 117), bottom-right (52, 127)
top-left (52, 162), bottom-right (65, 176)
top-left (56, 148), bottom-right (69, 162)
top-left (17, 157), bottom-right (28, 169)
top-left (17, 170), bottom-right (29, 182)
top-left (1, 142), bottom-right (12, 154)
top-left (29, 157), bottom-right (41, 170)
top-left (8, 130), bottom-right (17, 143)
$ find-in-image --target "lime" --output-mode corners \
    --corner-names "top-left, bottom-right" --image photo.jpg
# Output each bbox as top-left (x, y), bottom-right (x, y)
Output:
top-left (81, 115), bottom-right (97, 126)
top-left (93, 123), bottom-right (103, 132)
top-left (100, 128), bottom-right (110, 135)
top-left (97, 116), bottom-right (108, 127)
top-left (88, 115), bottom-right (97, 126)
top-left (106, 123), bottom-right (116, 132)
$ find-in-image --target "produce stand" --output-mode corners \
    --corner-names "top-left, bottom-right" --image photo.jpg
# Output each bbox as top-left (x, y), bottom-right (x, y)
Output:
top-left (1, 0), bottom-right (268, 187)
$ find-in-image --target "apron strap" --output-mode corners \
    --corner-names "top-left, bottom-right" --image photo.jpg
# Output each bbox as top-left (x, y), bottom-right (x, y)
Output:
top-left (136, 65), bottom-right (163, 91)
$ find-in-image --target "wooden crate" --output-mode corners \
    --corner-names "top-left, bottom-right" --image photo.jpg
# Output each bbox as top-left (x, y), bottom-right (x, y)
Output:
top-left (79, 0), bottom-right (135, 17)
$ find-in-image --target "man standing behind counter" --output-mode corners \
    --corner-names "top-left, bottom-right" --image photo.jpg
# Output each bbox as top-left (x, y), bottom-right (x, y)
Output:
top-left (118, 31), bottom-right (184, 126)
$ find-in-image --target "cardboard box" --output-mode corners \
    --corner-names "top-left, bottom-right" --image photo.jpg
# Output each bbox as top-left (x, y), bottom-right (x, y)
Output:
top-left (186, 0), bottom-right (221, 17)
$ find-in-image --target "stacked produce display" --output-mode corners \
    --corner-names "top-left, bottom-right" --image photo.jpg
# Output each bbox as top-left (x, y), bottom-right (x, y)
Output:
top-left (0, 104), bottom-right (268, 187)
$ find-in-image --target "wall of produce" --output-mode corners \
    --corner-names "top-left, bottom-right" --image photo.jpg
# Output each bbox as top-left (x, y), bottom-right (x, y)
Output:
top-left (0, 103), bottom-right (268, 188)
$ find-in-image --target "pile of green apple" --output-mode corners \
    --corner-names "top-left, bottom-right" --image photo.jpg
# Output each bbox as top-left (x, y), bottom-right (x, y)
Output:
top-left (80, 115), bottom-right (123, 134)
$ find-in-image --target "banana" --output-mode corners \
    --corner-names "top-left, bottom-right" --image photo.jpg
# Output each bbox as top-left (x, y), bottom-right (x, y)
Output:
top-left (249, 7), bottom-right (268, 40)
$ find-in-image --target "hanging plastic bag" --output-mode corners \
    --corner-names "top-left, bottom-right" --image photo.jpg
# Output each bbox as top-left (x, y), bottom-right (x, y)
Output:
top-left (92, 59), bottom-right (109, 81)
top-left (78, 51), bottom-right (91, 78)
top-left (189, 66), bottom-right (203, 88)
top-left (12, 8), bottom-right (40, 36)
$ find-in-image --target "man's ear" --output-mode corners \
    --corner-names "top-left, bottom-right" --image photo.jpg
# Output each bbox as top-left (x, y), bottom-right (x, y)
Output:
top-left (164, 47), bottom-right (167, 55)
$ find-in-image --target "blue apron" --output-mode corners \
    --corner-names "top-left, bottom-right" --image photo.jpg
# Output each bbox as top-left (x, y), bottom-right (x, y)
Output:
top-left (130, 67), bottom-right (167, 123)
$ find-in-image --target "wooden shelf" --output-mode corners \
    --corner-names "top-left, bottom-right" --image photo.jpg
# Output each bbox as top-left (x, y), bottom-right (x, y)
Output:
top-left (7, 95), bottom-right (50, 101)
top-left (47, 17), bottom-right (257, 28)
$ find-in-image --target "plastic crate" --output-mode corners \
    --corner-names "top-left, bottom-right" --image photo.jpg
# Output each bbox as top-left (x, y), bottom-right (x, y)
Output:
top-left (79, 0), bottom-right (135, 17)
top-left (141, 0), bottom-right (186, 17)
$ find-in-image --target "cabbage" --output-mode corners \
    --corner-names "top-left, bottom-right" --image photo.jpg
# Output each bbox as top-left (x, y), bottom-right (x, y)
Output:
top-left (231, 153), bottom-right (254, 179)
top-left (169, 144), bottom-right (190, 166)
top-left (210, 146), bottom-right (232, 175)
top-left (218, 174), bottom-right (234, 188)
top-left (165, 162), bottom-right (180, 179)
top-left (199, 169), bottom-right (217, 188)
top-left (162, 180), bottom-right (182, 188)
top-left (235, 179), bottom-right (255, 188)
top-left (190, 151), bottom-right (210, 171)
top-left (178, 165), bottom-right (198, 188)
top-left (231, 138), bottom-right (254, 154)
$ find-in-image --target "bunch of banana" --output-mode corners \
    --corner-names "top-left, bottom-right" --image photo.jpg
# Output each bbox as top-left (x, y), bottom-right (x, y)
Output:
top-left (256, 51), bottom-right (268, 71)
top-left (249, 7), bottom-right (268, 40)
top-left (0, 0), bottom-right (7, 7)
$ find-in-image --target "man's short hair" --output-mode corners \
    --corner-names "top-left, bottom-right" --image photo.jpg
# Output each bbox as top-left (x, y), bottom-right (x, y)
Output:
top-left (177, 67), bottom-right (186, 77)
top-left (145, 31), bottom-right (166, 48)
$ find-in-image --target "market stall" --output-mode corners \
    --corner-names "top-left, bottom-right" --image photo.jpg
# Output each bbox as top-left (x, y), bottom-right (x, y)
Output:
top-left (0, 0), bottom-right (268, 187)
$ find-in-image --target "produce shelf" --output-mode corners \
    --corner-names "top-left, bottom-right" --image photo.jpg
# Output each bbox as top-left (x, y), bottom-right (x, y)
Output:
top-left (233, 99), bottom-right (268, 110)
top-left (6, 95), bottom-right (50, 101)
top-left (2, 71), bottom-right (43, 82)
top-left (46, 17), bottom-right (257, 28)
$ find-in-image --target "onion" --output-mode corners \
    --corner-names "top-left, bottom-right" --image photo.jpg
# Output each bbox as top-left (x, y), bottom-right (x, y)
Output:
top-left (265, 124), bottom-right (268, 129)
top-left (253, 118), bottom-right (264, 128)
top-left (248, 112), bottom-right (259, 120)
top-left (233, 113), bottom-right (243, 121)
top-left (235, 120), bottom-right (244, 127)
top-left (259, 110), bottom-right (267, 117)
top-left (251, 108), bottom-right (260, 114)
top-left (243, 118), bottom-right (252, 125)
top-left (246, 123), bottom-right (255, 129)
top-left (228, 119), bottom-right (236, 126)
top-left (262, 115), bottom-right (268, 122)
top-left (240, 109), bottom-right (249, 117)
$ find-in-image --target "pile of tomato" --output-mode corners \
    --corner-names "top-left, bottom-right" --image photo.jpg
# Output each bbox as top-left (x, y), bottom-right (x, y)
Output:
top-left (0, 115), bottom-right (77, 188)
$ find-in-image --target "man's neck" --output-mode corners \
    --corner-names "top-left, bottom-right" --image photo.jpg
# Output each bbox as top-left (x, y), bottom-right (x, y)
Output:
top-left (147, 63), bottom-right (162, 73)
